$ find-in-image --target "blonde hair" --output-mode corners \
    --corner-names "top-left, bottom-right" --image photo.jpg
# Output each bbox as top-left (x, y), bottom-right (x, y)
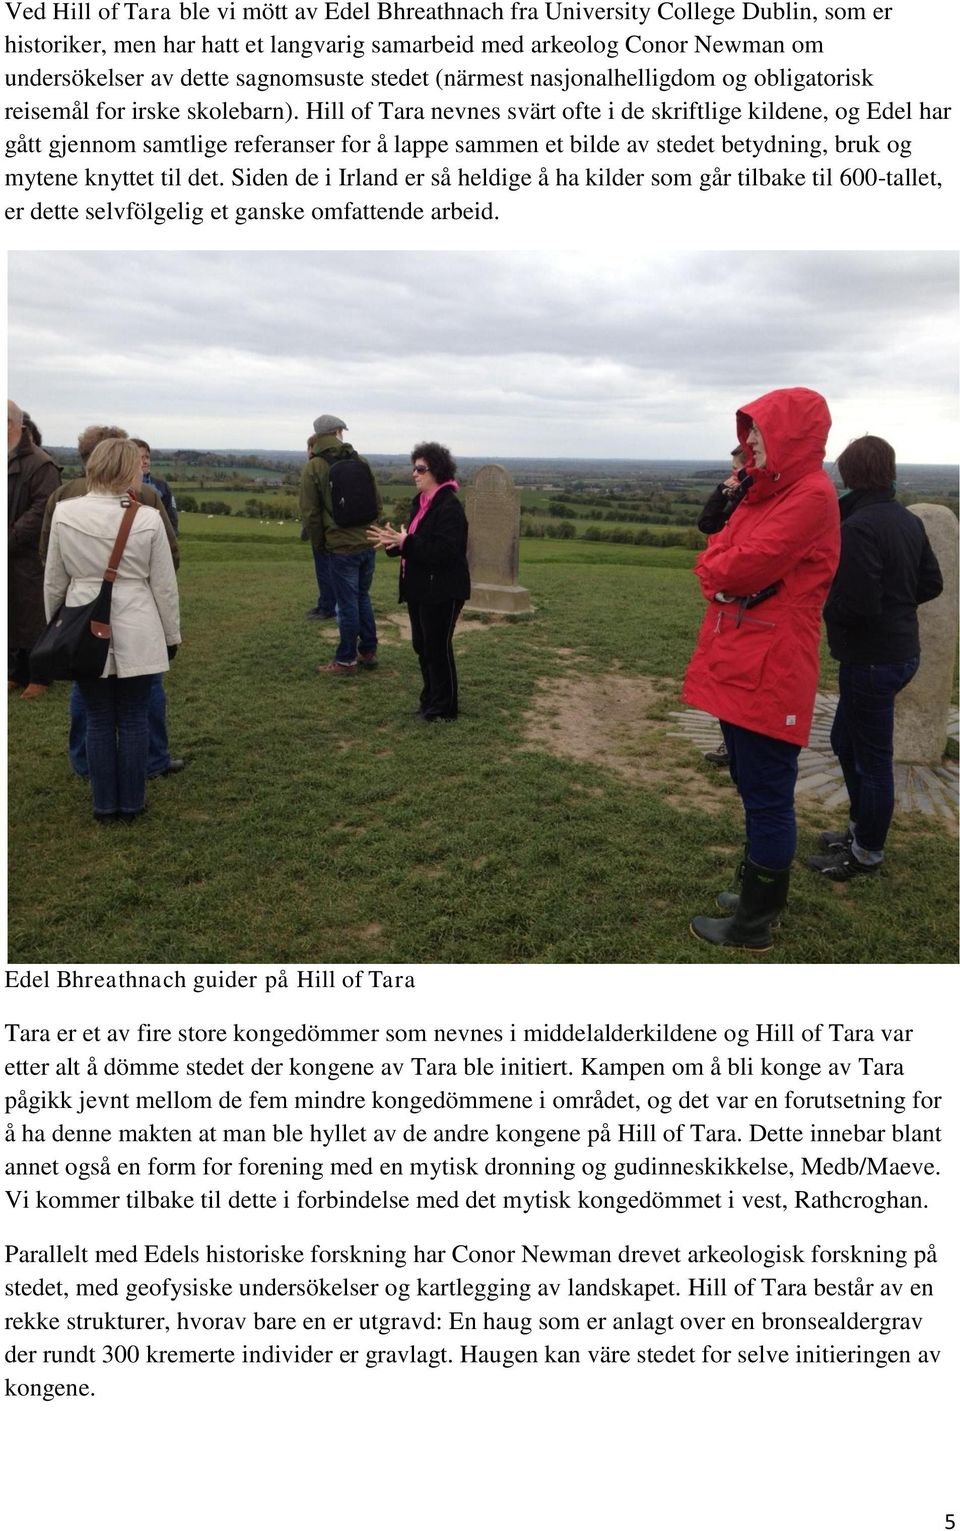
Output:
top-left (85, 437), bottom-right (143, 494)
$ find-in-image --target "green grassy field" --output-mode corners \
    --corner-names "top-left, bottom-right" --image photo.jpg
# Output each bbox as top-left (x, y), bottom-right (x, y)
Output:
top-left (8, 515), bottom-right (956, 964)
top-left (173, 480), bottom-right (700, 537)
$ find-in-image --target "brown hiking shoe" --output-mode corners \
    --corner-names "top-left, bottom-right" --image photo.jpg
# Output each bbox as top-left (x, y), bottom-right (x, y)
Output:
top-left (317, 660), bottom-right (357, 675)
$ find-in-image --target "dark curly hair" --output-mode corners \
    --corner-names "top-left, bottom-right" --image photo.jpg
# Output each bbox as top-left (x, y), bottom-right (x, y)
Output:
top-left (412, 441), bottom-right (457, 483)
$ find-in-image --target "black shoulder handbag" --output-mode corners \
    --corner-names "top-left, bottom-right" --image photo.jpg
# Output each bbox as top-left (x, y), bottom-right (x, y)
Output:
top-left (31, 496), bottom-right (140, 684)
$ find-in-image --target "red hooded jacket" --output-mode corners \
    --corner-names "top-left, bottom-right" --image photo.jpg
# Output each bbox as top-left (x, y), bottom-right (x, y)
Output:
top-left (682, 388), bottom-right (840, 746)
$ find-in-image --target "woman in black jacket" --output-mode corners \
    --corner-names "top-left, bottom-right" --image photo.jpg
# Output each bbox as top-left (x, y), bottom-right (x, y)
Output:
top-left (368, 442), bottom-right (470, 721)
top-left (807, 435), bottom-right (943, 881)
top-left (697, 445), bottom-right (751, 536)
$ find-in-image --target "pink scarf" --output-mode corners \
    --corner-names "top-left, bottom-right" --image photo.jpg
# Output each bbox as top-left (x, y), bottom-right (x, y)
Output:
top-left (402, 479), bottom-right (458, 574)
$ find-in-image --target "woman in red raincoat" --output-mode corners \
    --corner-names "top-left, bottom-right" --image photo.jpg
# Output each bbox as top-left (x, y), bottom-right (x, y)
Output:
top-left (682, 387), bottom-right (840, 950)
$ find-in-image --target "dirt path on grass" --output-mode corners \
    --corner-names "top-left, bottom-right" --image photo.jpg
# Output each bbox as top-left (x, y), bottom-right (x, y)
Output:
top-left (520, 668), bottom-right (732, 814)
top-left (378, 610), bottom-right (512, 641)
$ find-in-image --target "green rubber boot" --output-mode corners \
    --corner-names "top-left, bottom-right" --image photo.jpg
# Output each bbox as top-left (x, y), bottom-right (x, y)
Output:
top-left (691, 861), bottom-right (790, 952)
top-left (715, 846), bottom-right (782, 928)
top-left (715, 845), bottom-right (748, 912)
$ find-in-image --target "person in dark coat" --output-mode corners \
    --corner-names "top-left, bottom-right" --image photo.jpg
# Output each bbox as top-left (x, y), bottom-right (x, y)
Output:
top-left (806, 435), bottom-right (943, 881)
top-left (302, 431), bottom-right (338, 622)
top-left (697, 445), bottom-right (751, 537)
top-left (8, 399), bottom-right (60, 698)
top-left (132, 439), bottom-right (179, 532)
top-left (368, 442), bottom-right (471, 722)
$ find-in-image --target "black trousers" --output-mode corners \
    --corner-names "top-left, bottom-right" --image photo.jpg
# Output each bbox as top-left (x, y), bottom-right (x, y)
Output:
top-left (408, 598), bottom-right (464, 719)
top-left (9, 647), bottom-right (32, 687)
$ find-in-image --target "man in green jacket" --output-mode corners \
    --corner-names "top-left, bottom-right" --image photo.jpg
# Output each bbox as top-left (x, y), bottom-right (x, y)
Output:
top-left (300, 414), bottom-right (381, 674)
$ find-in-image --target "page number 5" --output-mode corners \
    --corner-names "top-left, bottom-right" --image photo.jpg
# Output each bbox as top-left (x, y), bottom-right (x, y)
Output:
top-left (945, 1515), bottom-right (955, 1529)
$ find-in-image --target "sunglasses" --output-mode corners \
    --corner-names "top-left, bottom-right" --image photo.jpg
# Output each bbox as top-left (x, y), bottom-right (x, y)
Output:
top-left (412, 464), bottom-right (429, 474)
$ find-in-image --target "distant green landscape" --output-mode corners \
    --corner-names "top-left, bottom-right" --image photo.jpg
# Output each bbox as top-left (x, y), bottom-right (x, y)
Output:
top-left (49, 448), bottom-right (958, 551)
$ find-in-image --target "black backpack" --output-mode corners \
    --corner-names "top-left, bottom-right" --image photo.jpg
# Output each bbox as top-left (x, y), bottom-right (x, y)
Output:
top-left (327, 456), bottom-right (378, 527)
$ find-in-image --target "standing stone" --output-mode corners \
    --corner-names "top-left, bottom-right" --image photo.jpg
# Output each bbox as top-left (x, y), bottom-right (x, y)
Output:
top-left (894, 503), bottom-right (959, 763)
top-left (464, 464), bottom-right (532, 614)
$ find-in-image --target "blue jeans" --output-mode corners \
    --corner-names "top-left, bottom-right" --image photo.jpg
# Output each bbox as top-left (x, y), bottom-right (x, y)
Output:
top-left (312, 548), bottom-right (337, 617)
top-left (831, 657), bottom-right (919, 860)
top-left (77, 674), bottom-right (152, 816)
top-left (720, 721), bottom-right (801, 870)
top-left (70, 674), bottom-right (171, 777)
top-left (330, 549), bottom-right (377, 665)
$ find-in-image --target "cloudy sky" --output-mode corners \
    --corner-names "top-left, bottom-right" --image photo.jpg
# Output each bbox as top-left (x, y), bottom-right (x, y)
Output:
top-left (8, 251), bottom-right (958, 461)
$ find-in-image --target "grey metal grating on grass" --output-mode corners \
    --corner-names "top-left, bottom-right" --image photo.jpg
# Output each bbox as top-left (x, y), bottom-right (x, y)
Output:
top-left (669, 696), bottom-right (960, 825)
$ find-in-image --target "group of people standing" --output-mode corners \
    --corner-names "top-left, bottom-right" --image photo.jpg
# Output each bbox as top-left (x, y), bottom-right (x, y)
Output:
top-left (9, 392), bottom-right (945, 958)
top-left (8, 405), bottom-right (184, 824)
top-left (7, 402), bottom-right (472, 828)
top-left (682, 386), bottom-right (943, 952)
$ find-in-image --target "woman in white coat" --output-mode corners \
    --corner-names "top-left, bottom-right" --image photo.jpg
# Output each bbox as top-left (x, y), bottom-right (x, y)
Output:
top-left (43, 438), bottom-right (181, 824)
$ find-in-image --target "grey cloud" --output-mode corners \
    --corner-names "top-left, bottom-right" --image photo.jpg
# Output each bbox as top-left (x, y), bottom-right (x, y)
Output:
top-left (8, 251), bottom-right (957, 459)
